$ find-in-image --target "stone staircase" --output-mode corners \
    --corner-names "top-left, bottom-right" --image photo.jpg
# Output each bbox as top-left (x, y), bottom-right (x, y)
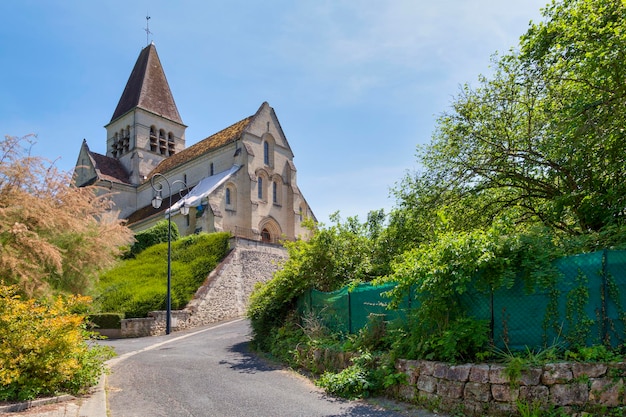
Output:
top-left (184, 237), bottom-right (288, 327)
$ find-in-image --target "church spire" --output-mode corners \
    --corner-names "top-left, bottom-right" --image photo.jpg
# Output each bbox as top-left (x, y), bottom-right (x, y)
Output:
top-left (110, 43), bottom-right (183, 124)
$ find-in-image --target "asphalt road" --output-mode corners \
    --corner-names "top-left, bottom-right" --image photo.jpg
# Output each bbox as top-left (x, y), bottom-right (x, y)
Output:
top-left (101, 319), bottom-right (442, 417)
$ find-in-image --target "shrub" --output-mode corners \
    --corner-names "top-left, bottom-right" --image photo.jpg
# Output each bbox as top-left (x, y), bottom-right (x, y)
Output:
top-left (316, 362), bottom-right (372, 400)
top-left (126, 220), bottom-right (180, 258)
top-left (390, 315), bottom-right (490, 363)
top-left (88, 313), bottom-right (124, 329)
top-left (0, 285), bottom-right (114, 401)
top-left (315, 351), bottom-right (399, 400)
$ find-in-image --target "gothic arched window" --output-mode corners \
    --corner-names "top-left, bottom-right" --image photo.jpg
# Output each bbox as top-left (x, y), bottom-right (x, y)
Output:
top-left (257, 177), bottom-right (263, 200)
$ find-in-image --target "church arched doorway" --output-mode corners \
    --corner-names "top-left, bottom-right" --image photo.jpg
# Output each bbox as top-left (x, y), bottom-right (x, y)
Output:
top-left (258, 217), bottom-right (281, 244)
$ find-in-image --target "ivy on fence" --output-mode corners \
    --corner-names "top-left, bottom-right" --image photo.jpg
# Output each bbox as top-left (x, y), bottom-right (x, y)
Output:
top-left (297, 250), bottom-right (626, 351)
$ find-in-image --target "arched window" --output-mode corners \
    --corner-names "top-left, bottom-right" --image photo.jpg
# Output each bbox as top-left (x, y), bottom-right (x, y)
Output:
top-left (257, 177), bottom-right (263, 200)
top-left (225, 184), bottom-right (236, 210)
top-left (272, 181), bottom-right (277, 203)
top-left (167, 132), bottom-right (175, 155)
top-left (263, 141), bottom-right (269, 165)
top-left (261, 134), bottom-right (275, 167)
top-left (299, 206), bottom-right (304, 222)
top-left (210, 163), bottom-right (214, 176)
top-left (150, 126), bottom-right (158, 152)
top-left (261, 228), bottom-right (271, 243)
top-left (123, 126), bottom-right (130, 153)
top-left (159, 129), bottom-right (166, 155)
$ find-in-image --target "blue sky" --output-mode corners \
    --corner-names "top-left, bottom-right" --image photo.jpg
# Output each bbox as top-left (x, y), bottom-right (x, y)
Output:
top-left (0, 1), bottom-right (548, 224)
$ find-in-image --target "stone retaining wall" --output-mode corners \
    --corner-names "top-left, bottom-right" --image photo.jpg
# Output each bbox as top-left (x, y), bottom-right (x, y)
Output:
top-left (394, 359), bottom-right (626, 416)
top-left (117, 237), bottom-right (287, 338)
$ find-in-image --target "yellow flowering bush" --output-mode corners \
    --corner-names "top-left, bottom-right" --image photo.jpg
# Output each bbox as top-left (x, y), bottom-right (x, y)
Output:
top-left (0, 285), bottom-right (114, 401)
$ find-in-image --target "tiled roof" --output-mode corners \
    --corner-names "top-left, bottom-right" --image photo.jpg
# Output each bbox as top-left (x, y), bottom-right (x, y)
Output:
top-left (147, 115), bottom-right (253, 178)
top-left (110, 43), bottom-right (183, 124)
top-left (126, 191), bottom-right (186, 225)
top-left (90, 152), bottom-right (131, 184)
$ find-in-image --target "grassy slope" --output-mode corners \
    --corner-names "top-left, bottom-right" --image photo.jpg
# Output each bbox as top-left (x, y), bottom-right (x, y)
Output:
top-left (95, 232), bottom-right (230, 318)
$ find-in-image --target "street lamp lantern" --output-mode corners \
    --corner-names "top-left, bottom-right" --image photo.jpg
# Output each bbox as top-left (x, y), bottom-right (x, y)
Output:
top-left (149, 173), bottom-right (188, 335)
top-left (151, 191), bottom-right (163, 209)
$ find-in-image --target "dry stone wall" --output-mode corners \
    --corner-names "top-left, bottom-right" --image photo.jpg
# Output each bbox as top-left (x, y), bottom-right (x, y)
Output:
top-left (184, 238), bottom-right (287, 327)
top-left (394, 359), bottom-right (626, 416)
top-left (118, 237), bottom-right (287, 338)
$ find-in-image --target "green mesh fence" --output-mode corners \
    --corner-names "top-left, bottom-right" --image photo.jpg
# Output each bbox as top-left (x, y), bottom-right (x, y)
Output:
top-left (297, 283), bottom-right (407, 334)
top-left (297, 250), bottom-right (626, 351)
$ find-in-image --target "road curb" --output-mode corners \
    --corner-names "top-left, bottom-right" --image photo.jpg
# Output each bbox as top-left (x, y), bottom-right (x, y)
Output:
top-left (0, 395), bottom-right (75, 413)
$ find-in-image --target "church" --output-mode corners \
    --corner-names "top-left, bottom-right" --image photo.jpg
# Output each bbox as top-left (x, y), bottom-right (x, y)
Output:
top-left (73, 43), bottom-right (315, 243)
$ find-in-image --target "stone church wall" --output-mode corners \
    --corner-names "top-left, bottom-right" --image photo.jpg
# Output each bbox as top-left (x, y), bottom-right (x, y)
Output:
top-left (119, 237), bottom-right (287, 338)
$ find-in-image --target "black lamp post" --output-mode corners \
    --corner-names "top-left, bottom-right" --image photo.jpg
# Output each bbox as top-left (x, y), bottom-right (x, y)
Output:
top-left (150, 173), bottom-right (189, 335)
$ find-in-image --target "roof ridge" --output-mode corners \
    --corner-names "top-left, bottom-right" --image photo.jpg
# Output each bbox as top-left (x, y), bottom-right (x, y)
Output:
top-left (146, 115), bottom-right (254, 178)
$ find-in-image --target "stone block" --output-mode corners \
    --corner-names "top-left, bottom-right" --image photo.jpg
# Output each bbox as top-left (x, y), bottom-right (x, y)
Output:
top-left (419, 360), bottom-right (437, 376)
top-left (609, 362), bottom-right (626, 378)
top-left (402, 360), bottom-right (421, 385)
top-left (488, 401), bottom-right (516, 416)
top-left (589, 378), bottom-right (623, 407)
top-left (446, 364), bottom-right (472, 382)
top-left (519, 385), bottom-right (549, 403)
top-left (433, 362), bottom-right (448, 379)
top-left (572, 363), bottom-right (607, 379)
top-left (464, 381), bottom-right (492, 402)
top-left (462, 400), bottom-right (490, 416)
top-left (543, 363), bottom-right (573, 384)
top-left (417, 375), bottom-right (438, 394)
top-left (395, 359), bottom-right (409, 373)
top-left (519, 367), bottom-right (543, 386)
top-left (492, 384), bottom-right (519, 402)
top-left (550, 382), bottom-right (588, 406)
top-left (469, 364), bottom-right (490, 383)
top-left (436, 380), bottom-right (464, 399)
top-left (489, 364), bottom-right (509, 384)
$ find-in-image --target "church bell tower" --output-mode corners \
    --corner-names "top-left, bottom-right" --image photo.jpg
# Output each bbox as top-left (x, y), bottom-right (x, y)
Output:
top-left (104, 43), bottom-right (186, 184)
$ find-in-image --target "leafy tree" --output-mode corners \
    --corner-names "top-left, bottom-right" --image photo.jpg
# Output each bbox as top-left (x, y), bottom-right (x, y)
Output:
top-left (0, 135), bottom-right (133, 296)
top-left (394, 0), bottom-right (626, 242)
top-left (248, 213), bottom-right (393, 348)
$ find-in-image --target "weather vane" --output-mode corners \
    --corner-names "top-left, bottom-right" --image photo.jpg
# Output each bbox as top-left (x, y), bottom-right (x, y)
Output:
top-left (145, 15), bottom-right (152, 45)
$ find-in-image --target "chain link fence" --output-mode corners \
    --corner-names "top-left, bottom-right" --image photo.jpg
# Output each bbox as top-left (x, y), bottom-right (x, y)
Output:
top-left (297, 250), bottom-right (626, 350)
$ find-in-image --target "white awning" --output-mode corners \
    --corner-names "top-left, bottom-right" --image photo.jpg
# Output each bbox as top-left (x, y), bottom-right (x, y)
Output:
top-left (166, 164), bottom-right (241, 216)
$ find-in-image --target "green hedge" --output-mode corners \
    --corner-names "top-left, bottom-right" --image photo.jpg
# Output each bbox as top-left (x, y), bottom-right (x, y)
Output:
top-left (126, 220), bottom-right (180, 258)
top-left (88, 313), bottom-right (124, 329)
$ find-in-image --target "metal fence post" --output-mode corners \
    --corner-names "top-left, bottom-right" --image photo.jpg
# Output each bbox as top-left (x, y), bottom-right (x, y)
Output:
top-left (601, 249), bottom-right (609, 343)
top-left (490, 288), bottom-right (495, 345)
top-left (347, 290), bottom-right (352, 334)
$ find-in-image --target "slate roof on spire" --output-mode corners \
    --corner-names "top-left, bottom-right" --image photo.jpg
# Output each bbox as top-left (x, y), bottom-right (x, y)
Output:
top-left (110, 43), bottom-right (183, 124)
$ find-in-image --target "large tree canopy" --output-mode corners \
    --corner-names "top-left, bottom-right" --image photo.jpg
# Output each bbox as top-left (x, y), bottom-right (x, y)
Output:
top-left (0, 135), bottom-right (133, 296)
top-left (394, 0), bottom-right (626, 242)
